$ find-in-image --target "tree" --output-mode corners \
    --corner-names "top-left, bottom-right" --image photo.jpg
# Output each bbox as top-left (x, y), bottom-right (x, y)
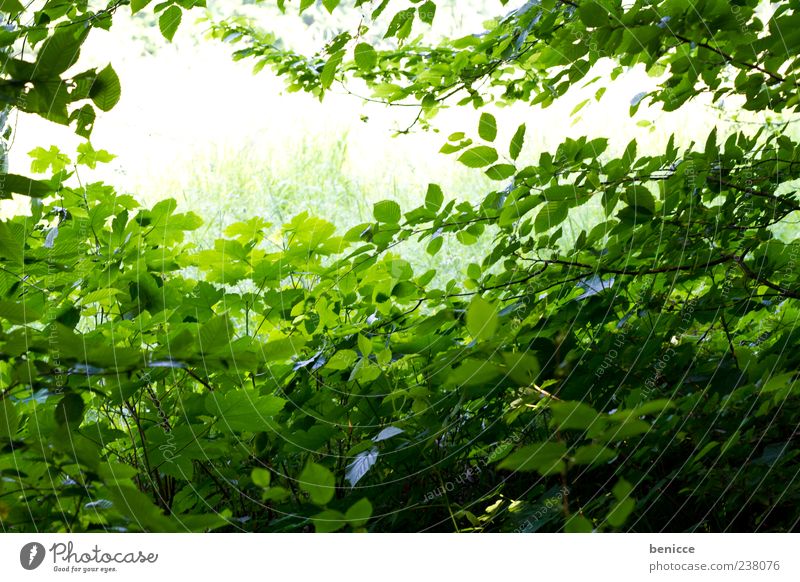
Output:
top-left (0, 0), bottom-right (797, 532)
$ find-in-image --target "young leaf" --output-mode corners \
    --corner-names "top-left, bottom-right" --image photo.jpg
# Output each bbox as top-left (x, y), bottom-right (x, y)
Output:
top-left (251, 468), bottom-right (271, 488)
top-left (509, 123), bottom-right (526, 160)
top-left (300, 462), bottom-right (336, 505)
top-left (159, 6), bottom-right (182, 41)
top-left (425, 183), bottom-right (444, 211)
top-left (373, 200), bottom-right (402, 223)
top-left (478, 112), bottom-right (497, 142)
top-left (458, 146), bottom-right (498, 168)
top-left (354, 42), bottom-right (378, 70)
top-left (345, 498), bottom-right (373, 528)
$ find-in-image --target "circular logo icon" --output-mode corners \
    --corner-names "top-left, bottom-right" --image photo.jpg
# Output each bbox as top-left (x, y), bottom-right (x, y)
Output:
top-left (20, 542), bottom-right (46, 570)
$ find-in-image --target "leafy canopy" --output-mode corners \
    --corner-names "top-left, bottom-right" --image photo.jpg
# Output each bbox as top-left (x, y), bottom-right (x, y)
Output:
top-left (0, 0), bottom-right (798, 532)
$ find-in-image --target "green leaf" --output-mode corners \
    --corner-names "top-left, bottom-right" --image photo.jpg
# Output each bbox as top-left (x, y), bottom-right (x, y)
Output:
top-left (607, 498), bottom-right (635, 528)
top-left (418, 1), bottom-right (436, 25)
top-left (485, 163), bottom-right (516, 181)
top-left (299, 462), bottom-right (336, 506)
top-left (205, 389), bottom-right (286, 432)
top-left (131, 0), bottom-right (152, 14)
top-left (0, 220), bottom-right (25, 264)
top-left (0, 299), bottom-right (44, 324)
top-left (199, 314), bottom-right (233, 353)
top-left (357, 334), bottom-right (372, 357)
top-left (478, 112), bottom-right (497, 142)
top-left (0, 173), bottom-right (55, 199)
top-left (55, 393), bottom-right (85, 427)
top-left (326, 349), bottom-right (359, 370)
top-left (565, 514), bottom-right (594, 533)
top-left (550, 401), bottom-right (600, 431)
top-left (345, 498), bottom-right (373, 527)
top-left (76, 142), bottom-right (116, 168)
top-left (373, 200), bottom-right (402, 224)
top-left (0, 0), bottom-right (24, 12)
top-left (579, 1), bottom-right (609, 27)
top-left (572, 444), bottom-right (616, 466)
top-left (534, 201), bottom-right (568, 232)
top-left (0, 398), bottom-right (18, 438)
top-left (90, 64), bottom-right (121, 112)
top-left (322, 0), bottom-right (340, 13)
top-left (312, 509), bottom-right (346, 532)
top-left (320, 50), bottom-right (344, 89)
top-left (425, 183), bottom-right (444, 211)
top-left (498, 442), bottom-right (567, 475)
top-left (29, 145), bottom-right (70, 174)
top-left (458, 145), bottom-right (498, 168)
top-left (466, 295), bottom-right (498, 341)
top-left (598, 419), bottom-right (650, 442)
top-left (159, 6), bottom-right (182, 41)
top-left (251, 468), bottom-right (271, 488)
top-left (509, 123), bottom-right (526, 160)
top-left (36, 24), bottom-right (88, 77)
top-left (354, 42), bottom-right (378, 70)
top-left (384, 8), bottom-right (415, 39)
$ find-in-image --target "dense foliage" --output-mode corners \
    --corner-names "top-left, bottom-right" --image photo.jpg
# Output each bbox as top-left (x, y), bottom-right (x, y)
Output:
top-left (0, 0), bottom-right (798, 532)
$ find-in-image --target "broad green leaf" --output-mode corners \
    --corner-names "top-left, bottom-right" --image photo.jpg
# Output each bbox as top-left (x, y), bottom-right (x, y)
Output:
top-left (550, 401), bottom-right (600, 431)
top-left (466, 295), bottom-right (498, 341)
top-left (579, 1), bottom-right (609, 27)
top-left (0, 173), bottom-right (55, 198)
top-left (131, 0), bottom-right (152, 13)
top-left (425, 183), bottom-right (444, 211)
top-left (0, 0), bottom-right (24, 12)
top-left (345, 498), bottom-right (373, 527)
top-left (159, 6), bottom-right (182, 41)
top-left (373, 200), bottom-right (402, 223)
top-left (354, 42), bottom-right (378, 70)
top-left (565, 515), bottom-right (594, 533)
top-left (322, 0), bottom-right (340, 13)
top-left (90, 64), bottom-right (121, 111)
top-left (0, 398), bottom-right (18, 438)
top-left (0, 299), bottom-right (43, 324)
top-left (326, 349), bottom-right (359, 370)
top-left (498, 442), bottom-right (567, 475)
top-left (534, 201), bottom-right (568, 232)
top-left (418, 1), bottom-right (436, 25)
top-left (55, 393), bottom-right (85, 427)
top-left (458, 145), bottom-right (498, 168)
top-left (251, 468), bottom-right (271, 488)
top-left (485, 163), bottom-right (516, 181)
top-left (205, 390), bottom-right (286, 432)
top-left (312, 509), bottom-right (346, 532)
top-left (36, 24), bottom-right (88, 77)
top-left (478, 112), bottom-right (497, 142)
top-left (320, 50), bottom-right (344, 89)
top-left (572, 444), bottom-right (616, 466)
top-left (299, 462), bottom-right (336, 505)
